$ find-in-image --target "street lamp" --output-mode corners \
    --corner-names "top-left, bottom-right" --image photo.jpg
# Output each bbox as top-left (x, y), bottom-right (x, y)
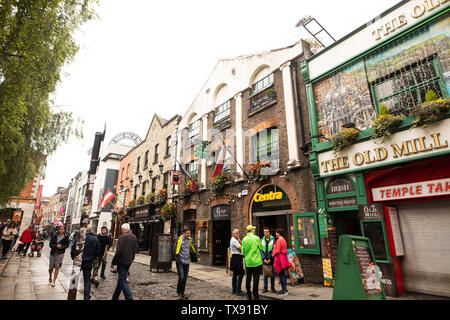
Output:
top-left (129, 179), bottom-right (134, 188)
top-left (158, 163), bottom-right (164, 174)
top-left (148, 168), bottom-right (153, 178)
top-left (138, 173), bottom-right (142, 184)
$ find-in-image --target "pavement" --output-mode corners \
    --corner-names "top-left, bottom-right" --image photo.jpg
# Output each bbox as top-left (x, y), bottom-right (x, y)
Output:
top-left (0, 241), bottom-right (448, 300)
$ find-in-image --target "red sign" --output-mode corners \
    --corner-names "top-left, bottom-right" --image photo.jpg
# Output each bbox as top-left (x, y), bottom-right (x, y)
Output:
top-left (372, 178), bottom-right (450, 202)
top-left (171, 171), bottom-right (181, 185)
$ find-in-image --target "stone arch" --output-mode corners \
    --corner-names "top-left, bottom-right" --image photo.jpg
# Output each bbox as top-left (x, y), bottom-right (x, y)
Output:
top-left (241, 176), bottom-right (300, 226)
top-left (249, 64), bottom-right (270, 86)
top-left (213, 83), bottom-right (229, 106)
top-left (187, 112), bottom-right (198, 125)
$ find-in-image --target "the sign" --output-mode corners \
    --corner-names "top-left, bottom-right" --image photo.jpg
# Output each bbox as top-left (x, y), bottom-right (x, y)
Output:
top-left (212, 205), bottom-right (231, 221)
top-left (317, 122), bottom-right (450, 177)
top-left (327, 197), bottom-right (357, 208)
top-left (286, 249), bottom-right (305, 284)
top-left (134, 206), bottom-right (148, 218)
top-left (384, 206), bottom-right (405, 256)
top-left (327, 178), bottom-right (355, 194)
top-left (171, 171), bottom-right (181, 185)
top-left (358, 204), bottom-right (385, 220)
top-left (253, 191), bottom-right (283, 202)
top-left (12, 210), bottom-right (22, 222)
top-left (372, 178), bottom-right (450, 201)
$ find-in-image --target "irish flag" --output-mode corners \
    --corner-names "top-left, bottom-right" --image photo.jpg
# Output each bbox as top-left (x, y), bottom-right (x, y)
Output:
top-left (100, 189), bottom-right (115, 209)
top-left (211, 145), bottom-right (226, 179)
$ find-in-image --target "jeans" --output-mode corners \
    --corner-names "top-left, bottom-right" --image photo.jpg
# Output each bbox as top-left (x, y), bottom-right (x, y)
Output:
top-left (245, 265), bottom-right (262, 299)
top-left (176, 261), bottom-right (189, 296)
top-left (81, 261), bottom-right (93, 300)
top-left (278, 268), bottom-right (288, 292)
top-left (112, 264), bottom-right (133, 300)
top-left (232, 270), bottom-right (244, 293)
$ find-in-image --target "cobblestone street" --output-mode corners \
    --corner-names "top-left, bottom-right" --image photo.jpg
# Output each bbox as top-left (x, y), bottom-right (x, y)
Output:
top-left (51, 243), bottom-right (249, 300)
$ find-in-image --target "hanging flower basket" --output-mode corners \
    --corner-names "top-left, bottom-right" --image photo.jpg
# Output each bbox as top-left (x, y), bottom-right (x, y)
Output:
top-left (156, 188), bottom-right (168, 204)
top-left (410, 97), bottom-right (450, 128)
top-left (145, 193), bottom-right (155, 204)
top-left (331, 128), bottom-right (359, 155)
top-left (127, 199), bottom-right (137, 209)
top-left (136, 195), bottom-right (145, 205)
top-left (161, 202), bottom-right (176, 222)
top-left (372, 114), bottom-right (404, 142)
top-left (250, 160), bottom-right (272, 183)
top-left (210, 172), bottom-right (230, 194)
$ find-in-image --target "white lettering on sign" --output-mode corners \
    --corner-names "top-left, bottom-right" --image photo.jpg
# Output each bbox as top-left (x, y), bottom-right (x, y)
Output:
top-left (372, 178), bottom-right (450, 201)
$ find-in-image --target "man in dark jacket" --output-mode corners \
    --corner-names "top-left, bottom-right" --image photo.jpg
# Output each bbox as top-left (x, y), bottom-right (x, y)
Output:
top-left (81, 225), bottom-right (101, 300)
top-left (111, 223), bottom-right (137, 300)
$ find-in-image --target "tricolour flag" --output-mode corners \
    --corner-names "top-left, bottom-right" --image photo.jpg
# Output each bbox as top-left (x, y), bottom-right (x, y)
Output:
top-left (100, 189), bottom-right (115, 209)
top-left (177, 160), bottom-right (197, 192)
top-left (211, 144), bottom-right (226, 179)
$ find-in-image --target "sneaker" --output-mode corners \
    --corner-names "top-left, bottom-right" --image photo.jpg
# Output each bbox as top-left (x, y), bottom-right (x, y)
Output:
top-left (262, 288), bottom-right (268, 293)
top-left (277, 291), bottom-right (288, 297)
top-left (236, 291), bottom-right (245, 296)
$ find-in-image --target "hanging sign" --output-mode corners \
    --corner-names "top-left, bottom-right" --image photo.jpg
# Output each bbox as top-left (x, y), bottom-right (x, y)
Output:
top-left (171, 171), bottom-right (181, 185)
top-left (358, 204), bottom-right (385, 220)
top-left (212, 205), bottom-right (231, 221)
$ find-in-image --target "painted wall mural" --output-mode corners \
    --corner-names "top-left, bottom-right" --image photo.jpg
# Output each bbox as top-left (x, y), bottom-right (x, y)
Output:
top-left (313, 15), bottom-right (450, 140)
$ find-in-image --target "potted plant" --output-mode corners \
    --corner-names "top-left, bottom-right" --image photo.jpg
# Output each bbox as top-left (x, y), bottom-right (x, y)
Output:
top-left (145, 192), bottom-right (155, 204)
top-left (136, 195), bottom-right (145, 205)
top-left (210, 172), bottom-right (230, 194)
top-left (371, 104), bottom-right (404, 142)
top-left (250, 160), bottom-right (272, 183)
top-left (161, 202), bottom-right (176, 222)
top-left (410, 90), bottom-right (450, 128)
top-left (156, 188), bottom-right (168, 204)
top-left (331, 128), bottom-right (359, 155)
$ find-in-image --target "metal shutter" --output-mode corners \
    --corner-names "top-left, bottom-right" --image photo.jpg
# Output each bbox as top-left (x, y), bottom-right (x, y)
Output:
top-left (397, 199), bottom-right (450, 297)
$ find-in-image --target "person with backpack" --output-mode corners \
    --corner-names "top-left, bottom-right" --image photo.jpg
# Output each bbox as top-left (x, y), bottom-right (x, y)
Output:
top-left (174, 227), bottom-right (199, 300)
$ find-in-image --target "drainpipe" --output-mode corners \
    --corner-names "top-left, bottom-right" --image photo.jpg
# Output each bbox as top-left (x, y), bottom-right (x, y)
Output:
top-left (290, 60), bottom-right (306, 153)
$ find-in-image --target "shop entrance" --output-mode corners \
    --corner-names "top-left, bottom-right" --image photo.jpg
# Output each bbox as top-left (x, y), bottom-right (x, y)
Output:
top-left (255, 213), bottom-right (288, 238)
top-left (334, 211), bottom-right (362, 237)
top-left (212, 220), bottom-right (231, 265)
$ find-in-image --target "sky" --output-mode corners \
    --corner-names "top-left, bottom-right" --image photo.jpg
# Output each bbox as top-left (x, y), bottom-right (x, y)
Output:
top-left (41, 0), bottom-right (401, 197)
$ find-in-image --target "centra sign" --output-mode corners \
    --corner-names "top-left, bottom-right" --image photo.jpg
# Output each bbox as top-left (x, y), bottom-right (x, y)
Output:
top-left (253, 191), bottom-right (283, 202)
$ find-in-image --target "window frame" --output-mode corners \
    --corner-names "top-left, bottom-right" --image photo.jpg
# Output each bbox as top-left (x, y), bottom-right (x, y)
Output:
top-left (251, 73), bottom-right (274, 97)
top-left (154, 144), bottom-right (159, 163)
top-left (214, 100), bottom-right (231, 124)
top-left (250, 127), bottom-right (280, 170)
top-left (187, 120), bottom-right (200, 145)
top-left (165, 136), bottom-right (171, 157)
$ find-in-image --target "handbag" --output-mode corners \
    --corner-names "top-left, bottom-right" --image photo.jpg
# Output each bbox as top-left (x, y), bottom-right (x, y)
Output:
top-left (263, 263), bottom-right (274, 278)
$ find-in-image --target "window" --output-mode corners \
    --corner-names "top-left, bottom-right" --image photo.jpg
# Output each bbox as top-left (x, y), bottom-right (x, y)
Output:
top-left (154, 144), bottom-right (159, 163)
top-left (251, 73), bottom-right (274, 96)
top-left (136, 156), bottom-right (141, 173)
top-left (187, 120), bottom-right (200, 145)
top-left (144, 151), bottom-right (149, 168)
top-left (214, 100), bottom-right (230, 123)
top-left (142, 181), bottom-right (147, 196)
top-left (121, 168), bottom-right (125, 181)
top-left (372, 56), bottom-right (444, 114)
top-left (127, 163), bottom-right (130, 178)
top-left (165, 136), bottom-right (171, 157)
top-left (186, 160), bottom-right (199, 178)
top-left (151, 177), bottom-right (157, 193)
top-left (250, 127), bottom-right (279, 170)
top-left (133, 185), bottom-right (138, 200)
top-left (163, 171), bottom-right (170, 190)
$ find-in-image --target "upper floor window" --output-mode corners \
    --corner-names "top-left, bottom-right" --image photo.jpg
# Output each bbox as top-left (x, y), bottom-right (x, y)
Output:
top-left (154, 144), bottom-right (159, 163)
top-left (251, 73), bottom-right (274, 96)
top-left (144, 150), bottom-right (149, 168)
top-left (165, 136), bottom-right (171, 157)
top-left (186, 160), bottom-right (199, 179)
top-left (127, 163), bottom-right (130, 178)
top-left (151, 177), bottom-right (157, 193)
top-left (214, 100), bottom-right (231, 124)
top-left (187, 120), bottom-right (200, 145)
top-left (163, 171), bottom-right (170, 190)
top-left (372, 56), bottom-right (444, 115)
top-left (142, 180), bottom-right (147, 196)
top-left (250, 127), bottom-right (279, 170)
top-left (136, 156), bottom-right (141, 173)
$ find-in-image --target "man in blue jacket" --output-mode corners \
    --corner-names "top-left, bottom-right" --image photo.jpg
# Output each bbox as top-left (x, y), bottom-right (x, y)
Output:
top-left (81, 225), bottom-right (101, 300)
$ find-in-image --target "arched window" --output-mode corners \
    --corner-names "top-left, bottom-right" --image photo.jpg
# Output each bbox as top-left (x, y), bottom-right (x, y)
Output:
top-left (250, 126), bottom-right (279, 170)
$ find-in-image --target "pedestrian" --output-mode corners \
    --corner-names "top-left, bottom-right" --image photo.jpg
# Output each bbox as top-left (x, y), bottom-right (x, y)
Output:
top-left (241, 225), bottom-right (263, 300)
top-left (1, 222), bottom-right (17, 258)
top-left (261, 227), bottom-right (276, 293)
top-left (18, 225), bottom-right (35, 256)
top-left (29, 232), bottom-right (45, 257)
top-left (111, 223), bottom-right (137, 300)
top-left (49, 225), bottom-right (70, 287)
top-left (229, 229), bottom-right (245, 296)
top-left (174, 227), bottom-right (200, 300)
top-left (272, 229), bottom-right (291, 297)
top-left (81, 225), bottom-right (102, 300)
top-left (91, 226), bottom-right (111, 287)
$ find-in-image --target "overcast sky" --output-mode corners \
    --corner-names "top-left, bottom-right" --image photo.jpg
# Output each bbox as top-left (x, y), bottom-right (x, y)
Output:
top-left (41, 0), bottom-right (401, 197)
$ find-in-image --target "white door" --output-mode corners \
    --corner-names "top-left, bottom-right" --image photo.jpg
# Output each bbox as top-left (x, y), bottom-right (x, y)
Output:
top-left (397, 199), bottom-right (450, 297)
